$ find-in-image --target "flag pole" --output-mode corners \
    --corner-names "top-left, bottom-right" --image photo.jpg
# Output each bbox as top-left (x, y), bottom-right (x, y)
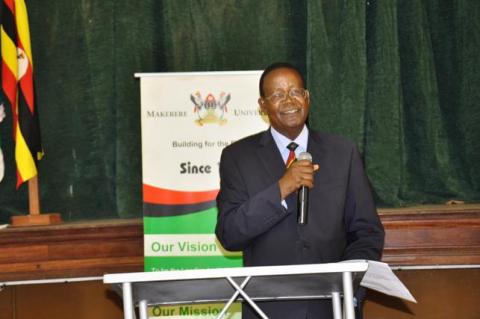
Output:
top-left (10, 175), bottom-right (62, 226)
top-left (28, 176), bottom-right (40, 214)
top-left (2, 0), bottom-right (62, 227)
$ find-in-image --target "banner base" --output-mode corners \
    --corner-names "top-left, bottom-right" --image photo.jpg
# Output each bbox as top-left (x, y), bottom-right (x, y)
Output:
top-left (11, 213), bottom-right (62, 227)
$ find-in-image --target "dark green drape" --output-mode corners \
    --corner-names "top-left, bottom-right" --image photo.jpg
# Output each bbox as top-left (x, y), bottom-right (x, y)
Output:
top-left (0, 0), bottom-right (478, 222)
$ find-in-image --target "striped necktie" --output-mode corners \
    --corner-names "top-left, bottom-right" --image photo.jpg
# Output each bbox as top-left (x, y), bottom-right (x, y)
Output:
top-left (286, 142), bottom-right (298, 168)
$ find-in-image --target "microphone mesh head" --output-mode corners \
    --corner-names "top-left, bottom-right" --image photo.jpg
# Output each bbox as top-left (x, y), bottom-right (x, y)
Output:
top-left (298, 152), bottom-right (312, 162)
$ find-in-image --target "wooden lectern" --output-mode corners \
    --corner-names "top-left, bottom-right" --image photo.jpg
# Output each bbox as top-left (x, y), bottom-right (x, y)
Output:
top-left (104, 261), bottom-right (368, 319)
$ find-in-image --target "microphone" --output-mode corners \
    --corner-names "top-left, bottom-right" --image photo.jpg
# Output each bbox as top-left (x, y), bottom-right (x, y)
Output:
top-left (297, 152), bottom-right (312, 225)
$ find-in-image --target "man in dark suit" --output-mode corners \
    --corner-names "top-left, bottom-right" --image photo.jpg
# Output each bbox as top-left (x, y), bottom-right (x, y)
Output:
top-left (215, 62), bottom-right (385, 318)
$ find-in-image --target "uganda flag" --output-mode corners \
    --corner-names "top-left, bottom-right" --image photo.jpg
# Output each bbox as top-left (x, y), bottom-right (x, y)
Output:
top-left (1, 0), bottom-right (42, 187)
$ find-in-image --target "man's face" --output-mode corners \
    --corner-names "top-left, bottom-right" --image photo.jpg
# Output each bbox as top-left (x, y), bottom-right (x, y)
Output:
top-left (259, 68), bottom-right (310, 140)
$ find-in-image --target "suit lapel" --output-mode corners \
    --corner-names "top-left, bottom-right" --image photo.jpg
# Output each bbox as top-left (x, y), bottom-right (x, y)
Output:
top-left (256, 129), bottom-right (286, 184)
top-left (307, 131), bottom-right (324, 168)
top-left (308, 131), bottom-right (329, 196)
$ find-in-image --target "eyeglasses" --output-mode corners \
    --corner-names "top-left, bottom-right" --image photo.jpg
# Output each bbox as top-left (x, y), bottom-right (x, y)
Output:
top-left (264, 88), bottom-right (308, 103)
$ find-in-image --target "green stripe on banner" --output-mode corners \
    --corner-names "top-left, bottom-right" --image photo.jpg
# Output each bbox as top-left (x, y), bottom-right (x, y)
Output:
top-left (144, 207), bottom-right (218, 234)
top-left (145, 256), bottom-right (242, 271)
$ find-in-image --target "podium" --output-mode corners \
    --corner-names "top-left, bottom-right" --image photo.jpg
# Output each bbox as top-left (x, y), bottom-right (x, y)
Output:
top-left (104, 261), bottom-right (368, 319)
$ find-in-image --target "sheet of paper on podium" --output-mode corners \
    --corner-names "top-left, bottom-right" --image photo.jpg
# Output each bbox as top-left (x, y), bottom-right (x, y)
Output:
top-left (356, 260), bottom-right (417, 303)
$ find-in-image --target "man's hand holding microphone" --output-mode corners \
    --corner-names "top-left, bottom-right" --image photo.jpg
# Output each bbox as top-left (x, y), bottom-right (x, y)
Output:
top-left (278, 152), bottom-right (318, 225)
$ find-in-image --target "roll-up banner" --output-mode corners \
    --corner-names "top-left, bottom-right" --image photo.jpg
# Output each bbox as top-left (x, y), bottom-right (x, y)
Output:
top-left (138, 71), bottom-right (268, 318)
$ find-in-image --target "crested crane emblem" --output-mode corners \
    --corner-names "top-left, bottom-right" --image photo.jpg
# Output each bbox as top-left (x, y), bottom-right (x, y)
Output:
top-left (190, 91), bottom-right (231, 126)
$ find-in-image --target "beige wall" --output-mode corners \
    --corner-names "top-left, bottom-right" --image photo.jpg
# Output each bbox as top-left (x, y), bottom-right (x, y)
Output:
top-left (0, 268), bottom-right (479, 319)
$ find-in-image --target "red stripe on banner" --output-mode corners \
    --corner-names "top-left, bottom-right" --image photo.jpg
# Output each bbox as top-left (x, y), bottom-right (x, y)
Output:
top-left (143, 184), bottom-right (219, 205)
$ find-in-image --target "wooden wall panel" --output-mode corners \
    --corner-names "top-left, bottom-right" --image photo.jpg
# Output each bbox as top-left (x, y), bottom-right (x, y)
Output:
top-left (0, 204), bottom-right (478, 281)
top-left (0, 281), bottom-right (123, 319)
top-left (0, 287), bottom-right (13, 319)
top-left (0, 219), bottom-right (143, 281)
top-left (0, 206), bottom-right (479, 319)
top-left (364, 268), bottom-right (480, 318)
top-left (0, 268), bottom-right (478, 319)
top-left (379, 205), bottom-right (480, 265)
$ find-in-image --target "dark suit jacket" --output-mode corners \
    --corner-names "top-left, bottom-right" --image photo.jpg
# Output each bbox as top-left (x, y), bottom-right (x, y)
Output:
top-left (216, 129), bottom-right (384, 318)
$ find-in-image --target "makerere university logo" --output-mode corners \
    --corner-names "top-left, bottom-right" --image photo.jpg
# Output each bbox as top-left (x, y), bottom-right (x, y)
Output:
top-left (190, 91), bottom-right (231, 126)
